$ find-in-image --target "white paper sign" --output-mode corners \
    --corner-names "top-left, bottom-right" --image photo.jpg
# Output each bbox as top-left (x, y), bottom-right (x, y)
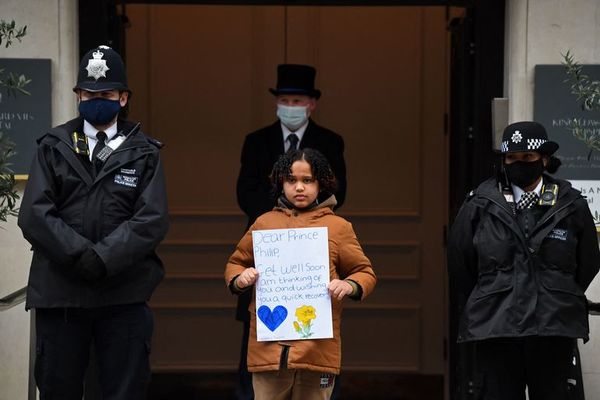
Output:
top-left (252, 227), bottom-right (332, 341)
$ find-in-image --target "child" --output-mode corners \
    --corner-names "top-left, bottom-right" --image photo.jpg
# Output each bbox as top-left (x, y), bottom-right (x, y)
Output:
top-left (225, 148), bottom-right (376, 400)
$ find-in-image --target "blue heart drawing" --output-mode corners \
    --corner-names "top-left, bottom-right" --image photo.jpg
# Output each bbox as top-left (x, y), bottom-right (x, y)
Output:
top-left (257, 305), bottom-right (288, 332)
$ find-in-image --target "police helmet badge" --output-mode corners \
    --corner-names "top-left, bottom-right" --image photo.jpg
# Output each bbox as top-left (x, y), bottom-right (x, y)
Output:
top-left (511, 131), bottom-right (522, 143)
top-left (74, 45), bottom-right (130, 93)
top-left (85, 47), bottom-right (110, 81)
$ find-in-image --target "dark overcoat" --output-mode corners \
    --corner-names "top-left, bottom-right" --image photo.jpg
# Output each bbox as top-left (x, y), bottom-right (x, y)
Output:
top-left (18, 117), bottom-right (169, 309)
top-left (236, 119), bottom-right (346, 226)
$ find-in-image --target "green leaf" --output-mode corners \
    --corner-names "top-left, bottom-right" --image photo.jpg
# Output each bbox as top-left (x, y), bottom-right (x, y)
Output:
top-left (0, 20), bottom-right (25, 223)
top-left (563, 51), bottom-right (600, 111)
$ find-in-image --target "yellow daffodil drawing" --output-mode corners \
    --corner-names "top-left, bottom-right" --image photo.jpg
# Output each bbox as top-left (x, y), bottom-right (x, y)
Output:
top-left (294, 305), bottom-right (317, 338)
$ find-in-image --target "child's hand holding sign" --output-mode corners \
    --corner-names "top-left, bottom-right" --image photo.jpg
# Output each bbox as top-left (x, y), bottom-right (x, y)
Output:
top-left (328, 279), bottom-right (354, 300)
top-left (235, 267), bottom-right (259, 290)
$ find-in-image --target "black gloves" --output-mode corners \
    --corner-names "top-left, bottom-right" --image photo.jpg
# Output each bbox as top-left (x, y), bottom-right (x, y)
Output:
top-left (77, 248), bottom-right (107, 282)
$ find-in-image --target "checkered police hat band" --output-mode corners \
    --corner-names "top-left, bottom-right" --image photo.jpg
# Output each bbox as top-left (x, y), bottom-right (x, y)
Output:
top-left (501, 139), bottom-right (548, 153)
top-left (500, 121), bottom-right (559, 154)
top-left (501, 132), bottom-right (548, 153)
top-left (527, 138), bottom-right (547, 150)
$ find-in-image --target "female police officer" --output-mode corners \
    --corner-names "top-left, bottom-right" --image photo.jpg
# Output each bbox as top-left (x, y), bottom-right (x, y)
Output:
top-left (18, 45), bottom-right (168, 400)
top-left (448, 121), bottom-right (600, 400)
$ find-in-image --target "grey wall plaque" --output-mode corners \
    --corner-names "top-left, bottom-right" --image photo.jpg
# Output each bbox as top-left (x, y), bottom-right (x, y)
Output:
top-left (0, 58), bottom-right (52, 177)
top-left (534, 64), bottom-right (600, 225)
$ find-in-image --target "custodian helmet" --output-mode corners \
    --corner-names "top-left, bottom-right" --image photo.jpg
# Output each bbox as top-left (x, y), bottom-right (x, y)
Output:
top-left (73, 45), bottom-right (130, 94)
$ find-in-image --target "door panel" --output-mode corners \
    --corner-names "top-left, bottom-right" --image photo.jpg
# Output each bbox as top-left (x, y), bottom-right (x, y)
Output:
top-left (126, 4), bottom-right (447, 376)
top-left (290, 6), bottom-right (425, 214)
top-left (128, 5), bottom-right (285, 212)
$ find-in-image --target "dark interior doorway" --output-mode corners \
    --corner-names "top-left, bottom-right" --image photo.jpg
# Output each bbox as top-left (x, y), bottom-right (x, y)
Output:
top-left (447, 2), bottom-right (505, 400)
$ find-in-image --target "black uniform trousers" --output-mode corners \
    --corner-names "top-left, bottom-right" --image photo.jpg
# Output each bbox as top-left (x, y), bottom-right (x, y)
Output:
top-left (34, 303), bottom-right (153, 400)
top-left (476, 337), bottom-right (574, 400)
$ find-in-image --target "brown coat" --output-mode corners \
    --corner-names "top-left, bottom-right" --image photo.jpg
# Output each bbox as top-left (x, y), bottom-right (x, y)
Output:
top-left (225, 199), bottom-right (376, 374)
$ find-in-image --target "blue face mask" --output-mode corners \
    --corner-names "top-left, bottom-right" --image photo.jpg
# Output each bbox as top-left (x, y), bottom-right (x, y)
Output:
top-left (78, 98), bottom-right (121, 126)
top-left (277, 104), bottom-right (308, 131)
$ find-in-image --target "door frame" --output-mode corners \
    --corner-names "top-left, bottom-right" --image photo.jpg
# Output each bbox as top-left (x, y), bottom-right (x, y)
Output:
top-left (78, 2), bottom-right (506, 399)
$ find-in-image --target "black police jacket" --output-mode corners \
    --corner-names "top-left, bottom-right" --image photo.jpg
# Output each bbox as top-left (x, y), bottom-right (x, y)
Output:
top-left (448, 175), bottom-right (600, 342)
top-left (18, 117), bottom-right (169, 309)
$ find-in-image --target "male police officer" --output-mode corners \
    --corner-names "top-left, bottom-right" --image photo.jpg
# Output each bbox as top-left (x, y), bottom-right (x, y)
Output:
top-left (448, 121), bottom-right (600, 400)
top-left (235, 64), bottom-right (347, 399)
top-left (18, 45), bottom-right (168, 400)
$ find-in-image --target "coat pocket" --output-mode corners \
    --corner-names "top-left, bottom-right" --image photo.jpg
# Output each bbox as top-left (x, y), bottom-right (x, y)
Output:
top-left (539, 236), bottom-right (577, 273)
top-left (473, 271), bottom-right (513, 300)
top-left (461, 272), bottom-right (515, 339)
top-left (540, 270), bottom-right (585, 297)
top-left (538, 269), bottom-right (588, 336)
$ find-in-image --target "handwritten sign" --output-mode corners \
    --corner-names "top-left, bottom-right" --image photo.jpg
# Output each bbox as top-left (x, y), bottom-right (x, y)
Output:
top-left (252, 227), bottom-right (332, 341)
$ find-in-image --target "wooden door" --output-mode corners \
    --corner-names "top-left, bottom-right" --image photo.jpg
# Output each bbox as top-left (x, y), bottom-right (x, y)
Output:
top-left (125, 4), bottom-right (448, 377)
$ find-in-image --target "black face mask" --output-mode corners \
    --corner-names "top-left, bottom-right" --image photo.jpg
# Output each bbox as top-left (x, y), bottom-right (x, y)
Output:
top-left (504, 158), bottom-right (544, 189)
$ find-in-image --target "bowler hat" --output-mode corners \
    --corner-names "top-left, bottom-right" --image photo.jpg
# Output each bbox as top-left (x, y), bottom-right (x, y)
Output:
top-left (73, 45), bottom-right (130, 93)
top-left (269, 64), bottom-right (321, 99)
top-left (500, 121), bottom-right (559, 155)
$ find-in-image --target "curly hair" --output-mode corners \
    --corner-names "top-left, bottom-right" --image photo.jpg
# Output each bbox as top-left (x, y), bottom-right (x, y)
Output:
top-left (270, 148), bottom-right (338, 197)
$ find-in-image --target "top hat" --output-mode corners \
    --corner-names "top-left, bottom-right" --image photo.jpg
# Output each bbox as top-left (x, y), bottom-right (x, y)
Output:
top-left (500, 121), bottom-right (559, 155)
top-left (269, 64), bottom-right (321, 99)
top-left (73, 45), bottom-right (130, 93)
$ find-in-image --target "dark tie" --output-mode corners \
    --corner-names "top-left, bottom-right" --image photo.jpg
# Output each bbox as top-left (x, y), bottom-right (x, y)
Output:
top-left (92, 131), bottom-right (107, 173)
top-left (287, 133), bottom-right (299, 153)
top-left (517, 191), bottom-right (539, 210)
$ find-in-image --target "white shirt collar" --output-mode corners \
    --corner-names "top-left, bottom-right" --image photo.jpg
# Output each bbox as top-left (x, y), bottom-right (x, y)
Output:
top-left (83, 120), bottom-right (124, 161)
top-left (281, 121), bottom-right (309, 151)
top-left (512, 178), bottom-right (544, 204)
top-left (83, 120), bottom-right (119, 141)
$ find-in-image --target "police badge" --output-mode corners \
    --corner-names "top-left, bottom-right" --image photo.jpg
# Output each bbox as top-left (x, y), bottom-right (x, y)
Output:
top-left (85, 48), bottom-right (110, 81)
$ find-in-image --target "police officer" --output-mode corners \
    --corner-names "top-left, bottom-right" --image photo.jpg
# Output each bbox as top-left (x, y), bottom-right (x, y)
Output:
top-left (235, 64), bottom-right (347, 399)
top-left (448, 121), bottom-right (600, 400)
top-left (18, 45), bottom-right (169, 400)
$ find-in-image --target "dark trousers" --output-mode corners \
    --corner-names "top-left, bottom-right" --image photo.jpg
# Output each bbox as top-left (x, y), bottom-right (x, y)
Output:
top-left (35, 304), bottom-right (154, 400)
top-left (476, 337), bottom-right (574, 400)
